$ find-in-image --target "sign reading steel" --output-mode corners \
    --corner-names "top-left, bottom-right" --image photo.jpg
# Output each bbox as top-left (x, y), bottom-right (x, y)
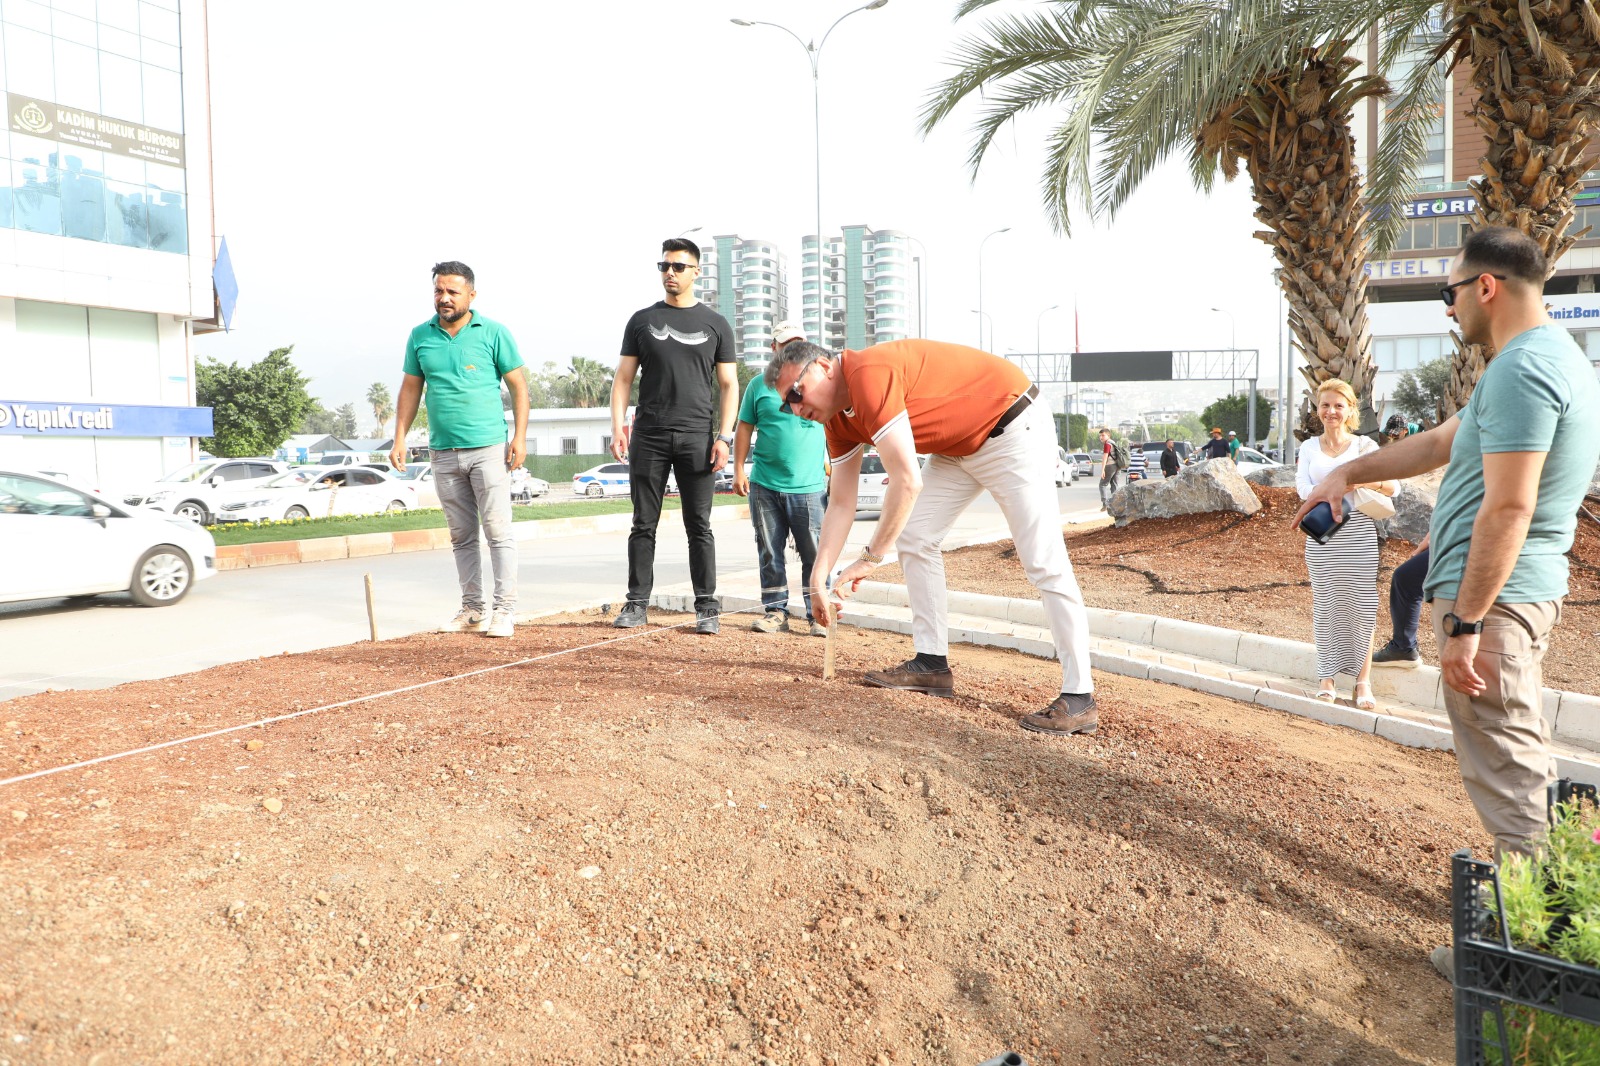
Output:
top-left (0, 401), bottom-right (212, 437)
top-left (1071, 351), bottom-right (1174, 382)
top-left (7, 93), bottom-right (185, 167)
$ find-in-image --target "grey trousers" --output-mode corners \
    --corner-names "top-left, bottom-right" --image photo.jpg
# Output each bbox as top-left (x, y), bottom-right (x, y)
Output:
top-left (433, 444), bottom-right (517, 613)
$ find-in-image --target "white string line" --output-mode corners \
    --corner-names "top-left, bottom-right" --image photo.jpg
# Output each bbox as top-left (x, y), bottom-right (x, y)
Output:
top-left (0, 603), bottom-right (782, 791)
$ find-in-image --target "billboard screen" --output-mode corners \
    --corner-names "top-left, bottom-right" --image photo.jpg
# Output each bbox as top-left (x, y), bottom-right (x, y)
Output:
top-left (1072, 351), bottom-right (1173, 382)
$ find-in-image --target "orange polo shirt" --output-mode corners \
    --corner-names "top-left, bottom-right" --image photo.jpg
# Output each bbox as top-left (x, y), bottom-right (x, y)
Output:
top-left (824, 340), bottom-right (1031, 461)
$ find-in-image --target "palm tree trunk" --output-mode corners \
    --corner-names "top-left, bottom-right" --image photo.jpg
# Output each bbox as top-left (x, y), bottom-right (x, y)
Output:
top-left (1441, 0), bottom-right (1600, 418)
top-left (1205, 47), bottom-right (1381, 441)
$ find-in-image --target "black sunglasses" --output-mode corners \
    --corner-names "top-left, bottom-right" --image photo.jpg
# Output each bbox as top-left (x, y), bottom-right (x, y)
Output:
top-left (1439, 273), bottom-right (1506, 307)
top-left (781, 358), bottom-right (820, 409)
top-left (657, 261), bottom-right (695, 275)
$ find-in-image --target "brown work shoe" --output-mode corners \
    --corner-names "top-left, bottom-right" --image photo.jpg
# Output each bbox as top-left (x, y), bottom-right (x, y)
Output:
top-left (863, 659), bottom-right (954, 698)
top-left (1019, 693), bottom-right (1098, 736)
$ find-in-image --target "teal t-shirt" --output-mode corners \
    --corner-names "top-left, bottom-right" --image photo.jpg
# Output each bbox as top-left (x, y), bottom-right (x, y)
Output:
top-left (737, 376), bottom-right (827, 494)
top-left (1426, 324), bottom-right (1600, 603)
top-left (402, 312), bottom-right (524, 450)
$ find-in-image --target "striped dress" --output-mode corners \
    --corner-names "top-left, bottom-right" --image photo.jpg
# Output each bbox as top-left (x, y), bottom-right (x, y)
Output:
top-left (1297, 435), bottom-right (1381, 679)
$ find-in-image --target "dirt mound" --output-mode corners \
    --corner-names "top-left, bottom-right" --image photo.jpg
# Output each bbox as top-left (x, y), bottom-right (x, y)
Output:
top-left (0, 615), bottom-right (1472, 1064)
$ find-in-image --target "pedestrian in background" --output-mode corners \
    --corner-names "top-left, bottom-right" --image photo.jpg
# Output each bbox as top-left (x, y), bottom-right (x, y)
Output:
top-left (390, 261), bottom-right (527, 639)
top-left (733, 321), bottom-right (828, 636)
top-left (1227, 429), bottom-right (1241, 460)
top-left (1159, 438), bottom-right (1180, 478)
top-left (609, 238), bottom-right (739, 635)
top-left (1295, 378), bottom-right (1397, 709)
top-left (1097, 428), bottom-right (1125, 511)
top-left (1201, 427), bottom-right (1230, 460)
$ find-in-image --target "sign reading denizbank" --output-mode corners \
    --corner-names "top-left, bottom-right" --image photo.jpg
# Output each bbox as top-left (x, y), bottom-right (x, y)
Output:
top-left (0, 401), bottom-right (212, 437)
top-left (8, 93), bottom-right (185, 168)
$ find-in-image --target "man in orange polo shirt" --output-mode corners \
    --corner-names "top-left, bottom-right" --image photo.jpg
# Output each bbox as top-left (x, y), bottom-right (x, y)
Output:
top-left (766, 338), bottom-right (1097, 736)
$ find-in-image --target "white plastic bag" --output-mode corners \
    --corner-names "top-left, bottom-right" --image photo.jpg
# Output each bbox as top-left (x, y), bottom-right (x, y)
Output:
top-left (1351, 486), bottom-right (1396, 520)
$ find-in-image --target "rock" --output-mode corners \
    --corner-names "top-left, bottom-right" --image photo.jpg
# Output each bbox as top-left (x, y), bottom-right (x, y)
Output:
top-left (11, 810), bottom-right (27, 823)
top-left (314, 890), bottom-right (331, 905)
top-left (1110, 458), bottom-right (1262, 526)
top-left (1375, 480), bottom-right (1435, 544)
top-left (245, 740), bottom-right (263, 752)
top-left (262, 797), bottom-right (283, 814)
top-left (1242, 464), bottom-right (1296, 489)
top-left (90, 799), bottom-right (110, 810)
top-left (578, 865), bottom-right (601, 879)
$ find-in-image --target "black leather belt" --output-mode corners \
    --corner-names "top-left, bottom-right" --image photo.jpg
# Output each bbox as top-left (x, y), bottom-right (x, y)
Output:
top-left (987, 383), bottom-right (1040, 438)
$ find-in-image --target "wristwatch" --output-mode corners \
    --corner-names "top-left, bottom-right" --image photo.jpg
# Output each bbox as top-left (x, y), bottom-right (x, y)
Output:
top-left (716, 433), bottom-right (734, 446)
top-left (1442, 612), bottom-right (1484, 637)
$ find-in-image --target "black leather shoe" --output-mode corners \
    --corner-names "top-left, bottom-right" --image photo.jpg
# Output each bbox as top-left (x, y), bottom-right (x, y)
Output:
top-left (613, 602), bottom-right (647, 629)
top-left (1019, 693), bottom-right (1098, 735)
top-left (863, 660), bottom-right (954, 697)
top-left (1372, 641), bottom-right (1420, 668)
top-left (695, 606), bottom-right (720, 635)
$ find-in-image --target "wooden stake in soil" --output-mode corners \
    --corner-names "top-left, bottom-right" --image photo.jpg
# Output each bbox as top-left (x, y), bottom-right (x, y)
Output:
top-left (363, 573), bottom-right (377, 642)
top-left (823, 601), bottom-right (838, 680)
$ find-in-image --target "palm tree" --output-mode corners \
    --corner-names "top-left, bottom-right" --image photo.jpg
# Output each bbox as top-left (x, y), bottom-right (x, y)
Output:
top-left (921, 0), bottom-right (1440, 438)
top-left (1371, 1), bottom-right (1600, 418)
top-left (559, 357), bottom-right (613, 408)
top-left (366, 381), bottom-right (394, 437)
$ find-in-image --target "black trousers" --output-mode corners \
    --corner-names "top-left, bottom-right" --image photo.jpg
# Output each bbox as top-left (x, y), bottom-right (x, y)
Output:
top-left (1389, 546), bottom-right (1430, 650)
top-left (626, 425), bottom-right (718, 609)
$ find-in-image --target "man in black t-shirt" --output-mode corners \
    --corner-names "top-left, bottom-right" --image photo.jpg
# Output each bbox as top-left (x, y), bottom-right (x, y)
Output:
top-left (610, 237), bottom-right (739, 634)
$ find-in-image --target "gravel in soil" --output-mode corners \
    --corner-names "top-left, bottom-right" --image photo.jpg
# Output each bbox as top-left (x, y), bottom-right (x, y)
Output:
top-left (881, 485), bottom-right (1600, 696)
top-left (1, 611), bottom-right (1484, 1064)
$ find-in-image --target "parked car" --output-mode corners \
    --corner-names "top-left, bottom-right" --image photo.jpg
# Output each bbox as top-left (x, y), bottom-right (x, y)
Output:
top-left (121, 458), bottom-right (290, 524)
top-left (313, 451), bottom-right (372, 467)
top-left (1232, 446), bottom-right (1281, 472)
top-left (0, 469), bottom-right (216, 607)
top-left (1055, 447), bottom-right (1078, 486)
top-left (391, 462), bottom-right (438, 507)
top-left (213, 467), bottom-right (418, 523)
top-left (856, 453), bottom-right (890, 513)
top-left (1127, 441), bottom-right (1193, 481)
top-left (1071, 452), bottom-right (1093, 477)
top-left (510, 468), bottom-right (550, 503)
top-left (572, 462), bottom-right (631, 497)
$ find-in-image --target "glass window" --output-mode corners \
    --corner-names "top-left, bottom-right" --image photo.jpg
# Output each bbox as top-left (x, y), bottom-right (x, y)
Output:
top-left (1373, 337), bottom-right (1396, 372)
top-left (11, 157), bottom-right (63, 236)
top-left (98, 23), bottom-right (140, 60)
top-left (97, 0), bottom-right (140, 32)
top-left (142, 37), bottom-right (180, 71)
top-left (142, 65), bottom-right (182, 130)
top-left (138, 1), bottom-right (178, 43)
top-left (4, 23), bottom-right (54, 95)
top-left (53, 37), bottom-right (101, 110)
top-left (61, 154), bottom-right (109, 240)
top-left (52, 0), bottom-right (98, 18)
top-left (3, 0), bottom-right (53, 31)
top-left (1396, 336), bottom-right (1421, 370)
top-left (562, 438), bottom-right (578, 456)
top-left (51, 8), bottom-right (97, 45)
top-left (99, 50), bottom-right (141, 121)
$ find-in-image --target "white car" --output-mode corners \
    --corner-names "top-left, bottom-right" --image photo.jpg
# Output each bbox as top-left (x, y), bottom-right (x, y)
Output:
top-left (1055, 447), bottom-right (1078, 486)
top-left (121, 458), bottom-right (289, 524)
top-left (1232, 446), bottom-right (1281, 471)
top-left (1072, 452), bottom-right (1093, 477)
top-left (572, 462), bottom-right (631, 498)
top-left (213, 467), bottom-right (418, 522)
top-left (392, 462), bottom-right (439, 508)
top-left (0, 469), bottom-right (216, 607)
top-left (855, 453), bottom-right (890, 513)
top-left (510, 469), bottom-right (550, 503)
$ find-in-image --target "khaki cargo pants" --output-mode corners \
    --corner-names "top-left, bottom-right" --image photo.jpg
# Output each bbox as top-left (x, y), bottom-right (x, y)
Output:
top-left (1430, 598), bottom-right (1562, 860)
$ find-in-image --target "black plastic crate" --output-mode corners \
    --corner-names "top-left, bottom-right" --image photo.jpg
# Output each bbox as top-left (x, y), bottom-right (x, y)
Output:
top-left (1451, 779), bottom-right (1600, 1064)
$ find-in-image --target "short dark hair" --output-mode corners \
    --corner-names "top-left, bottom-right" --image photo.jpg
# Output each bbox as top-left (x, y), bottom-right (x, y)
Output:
top-left (432, 261), bottom-right (475, 286)
top-left (661, 237), bottom-right (700, 263)
top-left (1459, 226), bottom-right (1546, 287)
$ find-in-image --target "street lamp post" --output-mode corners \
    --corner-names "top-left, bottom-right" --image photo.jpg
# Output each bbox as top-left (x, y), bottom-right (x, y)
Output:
top-left (904, 234), bottom-right (929, 338)
top-left (969, 309), bottom-right (993, 352)
top-left (977, 226), bottom-right (1010, 348)
top-left (678, 226), bottom-right (702, 238)
top-left (1036, 303), bottom-right (1060, 355)
top-left (732, 1), bottom-right (889, 348)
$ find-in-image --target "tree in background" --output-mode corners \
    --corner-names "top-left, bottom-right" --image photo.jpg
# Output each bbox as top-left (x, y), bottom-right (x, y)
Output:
top-left (366, 381), bottom-right (394, 437)
top-left (300, 400), bottom-right (339, 436)
top-left (1052, 412), bottom-right (1091, 450)
top-left (197, 346), bottom-right (312, 457)
top-left (1200, 395), bottom-right (1272, 444)
top-left (558, 357), bottom-right (613, 408)
top-left (1390, 356), bottom-right (1450, 422)
top-left (335, 403), bottom-right (360, 438)
top-left (523, 364), bottom-right (559, 409)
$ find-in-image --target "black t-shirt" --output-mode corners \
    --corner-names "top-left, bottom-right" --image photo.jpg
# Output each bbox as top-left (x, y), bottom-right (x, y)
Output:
top-left (619, 301), bottom-right (736, 432)
top-left (1202, 438), bottom-right (1230, 459)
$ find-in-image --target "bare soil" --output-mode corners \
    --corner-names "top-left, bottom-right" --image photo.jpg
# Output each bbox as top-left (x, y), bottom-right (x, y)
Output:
top-left (879, 485), bottom-right (1600, 696)
top-left (3, 602), bottom-right (1489, 1065)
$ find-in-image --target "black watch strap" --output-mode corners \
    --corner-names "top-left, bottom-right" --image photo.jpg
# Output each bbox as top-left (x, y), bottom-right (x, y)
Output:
top-left (1444, 612), bottom-right (1484, 637)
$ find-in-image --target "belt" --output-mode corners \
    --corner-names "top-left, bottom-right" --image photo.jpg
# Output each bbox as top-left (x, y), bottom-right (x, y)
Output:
top-left (987, 383), bottom-right (1040, 438)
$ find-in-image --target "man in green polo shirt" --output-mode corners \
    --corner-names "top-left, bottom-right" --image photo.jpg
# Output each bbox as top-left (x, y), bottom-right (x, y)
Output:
top-left (390, 261), bottom-right (528, 638)
top-left (733, 321), bottom-right (829, 635)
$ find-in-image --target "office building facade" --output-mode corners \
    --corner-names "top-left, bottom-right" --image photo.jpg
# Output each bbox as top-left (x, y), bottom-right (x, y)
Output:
top-left (694, 234), bottom-right (788, 359)
top-left (1, 0), bottom-right (218, 486)
top-left (801, 224), bottom-right (915, 351)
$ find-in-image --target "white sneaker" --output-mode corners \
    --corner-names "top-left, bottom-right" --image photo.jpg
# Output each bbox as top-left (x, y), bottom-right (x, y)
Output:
top-left (484, 610), bottom-right (515, 638)
top-left (441, 607), bottom-right (487, 633)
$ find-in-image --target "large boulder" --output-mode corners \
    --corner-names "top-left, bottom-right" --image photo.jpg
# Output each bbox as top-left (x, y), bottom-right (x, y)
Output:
top-left (1109, 458), bottom-right (1261, 526)
top-left (1376, 480), bottom-right (1436, 545)
top-left (1243, 464), bottom-right (1297, 489)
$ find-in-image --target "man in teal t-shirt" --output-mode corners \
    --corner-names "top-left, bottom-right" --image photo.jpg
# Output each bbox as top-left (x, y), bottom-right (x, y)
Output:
top-left (733, 322), bottom-right (829, 635)
top-left (1295, 227), bottom-right (1600, 866)
top-left (389, 261), bottom-right (528, 638)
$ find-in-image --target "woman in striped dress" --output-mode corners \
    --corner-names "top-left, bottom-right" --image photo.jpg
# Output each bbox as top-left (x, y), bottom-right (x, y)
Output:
top-left (1295, 379), bottom-right (1398, 709)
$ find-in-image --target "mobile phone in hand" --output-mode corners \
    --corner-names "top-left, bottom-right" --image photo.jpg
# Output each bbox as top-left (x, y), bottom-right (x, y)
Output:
top-left (1298, 501), bottom-right (1345, 544)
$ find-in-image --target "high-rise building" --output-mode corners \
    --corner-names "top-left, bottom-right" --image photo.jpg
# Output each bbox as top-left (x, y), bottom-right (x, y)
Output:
top-left (1, 0), bottom-right (220, 485)
top-left (1353, 28), bottom-right (1600, 405)
top-left (694, 234), bottom-right (788, 359)
top-left (801, 224), bottom-right (915, 350)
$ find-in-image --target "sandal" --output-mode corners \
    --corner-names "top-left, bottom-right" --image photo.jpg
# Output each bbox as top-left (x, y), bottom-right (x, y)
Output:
top-left (1354, 682), bottom-right (1376, 711)
top-left (1314, 683), bottom-right (1338, 703)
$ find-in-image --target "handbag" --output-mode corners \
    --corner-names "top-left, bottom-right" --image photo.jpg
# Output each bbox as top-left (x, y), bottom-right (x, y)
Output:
top-left (1350, 486), bottom-right (1396, 520)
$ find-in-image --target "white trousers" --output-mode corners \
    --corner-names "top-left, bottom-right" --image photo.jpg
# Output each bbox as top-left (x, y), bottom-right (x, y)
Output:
top-left (896, 402), bottom-right (1093, 693)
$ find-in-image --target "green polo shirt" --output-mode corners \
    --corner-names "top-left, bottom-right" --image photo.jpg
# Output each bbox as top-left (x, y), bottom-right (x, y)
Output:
top-left (1426, 324), bottom-right (1600, 603)
top-left (737, 376), bottom-right (827, 494)
top-left (402, 311), bottom-right (524, 450)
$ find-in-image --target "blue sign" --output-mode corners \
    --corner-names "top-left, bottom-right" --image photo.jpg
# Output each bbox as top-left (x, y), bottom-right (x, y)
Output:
top-left (214, 237), bottom-right (239, 331)
top-left (0, 401), bottom-right (213, 437)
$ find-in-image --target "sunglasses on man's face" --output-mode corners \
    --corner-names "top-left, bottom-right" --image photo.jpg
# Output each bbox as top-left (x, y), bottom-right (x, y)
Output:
top-left (782, 358), bottom-right (820, 409)
top-left (657, 261), bottom-right (695, 275)
top-left (1439, 273), bottom-right (1506, 307)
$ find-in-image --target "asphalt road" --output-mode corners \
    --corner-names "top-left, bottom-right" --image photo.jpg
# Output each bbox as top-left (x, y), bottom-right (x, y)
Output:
top-left (0, 480), bottom-right (1104, 702)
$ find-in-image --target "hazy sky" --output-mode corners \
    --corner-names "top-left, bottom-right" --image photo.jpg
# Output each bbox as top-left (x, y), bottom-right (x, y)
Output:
top-left (193, 0), bottom-right (1290, 425)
